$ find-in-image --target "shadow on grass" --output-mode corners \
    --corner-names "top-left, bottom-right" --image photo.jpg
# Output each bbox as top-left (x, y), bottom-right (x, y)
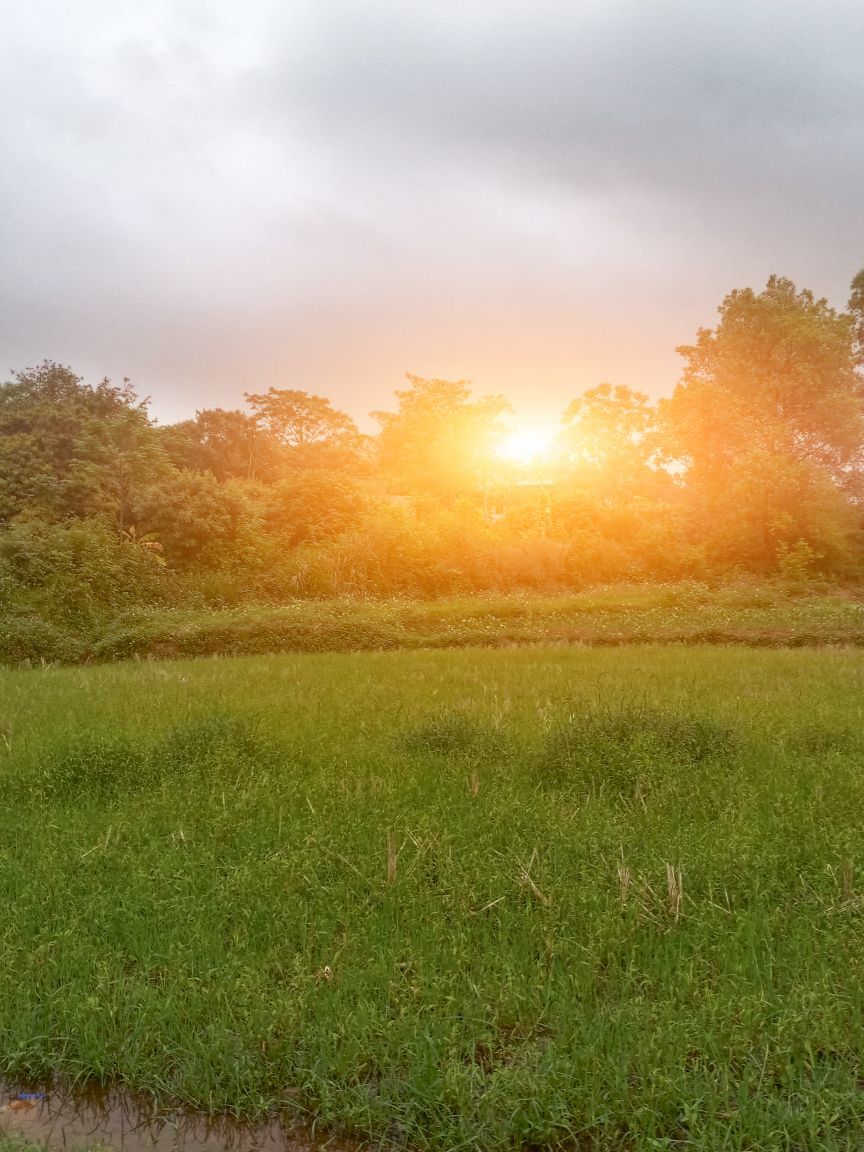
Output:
top-left (33, 712), bottom-right (285, 801)
top-left (537, 704), bottom-right (740, 800)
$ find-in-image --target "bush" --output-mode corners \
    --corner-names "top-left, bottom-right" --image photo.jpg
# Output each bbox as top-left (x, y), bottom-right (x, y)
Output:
top-left (777, 539), bottom-right (821, 585)
top-left (0, 519), bottom-right (186, 626)
top-left (161, 712), bottom-right (284, 776)
top-left (0, 613), bottom-right (83, 664)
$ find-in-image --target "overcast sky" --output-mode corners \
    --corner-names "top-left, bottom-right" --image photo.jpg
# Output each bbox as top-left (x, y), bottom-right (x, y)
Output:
top-left (2, 0), bottom-right (863, 428)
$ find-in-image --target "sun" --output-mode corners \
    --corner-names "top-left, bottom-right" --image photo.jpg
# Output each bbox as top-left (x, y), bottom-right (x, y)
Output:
top-left (496, 425), bottom-right (557, 464)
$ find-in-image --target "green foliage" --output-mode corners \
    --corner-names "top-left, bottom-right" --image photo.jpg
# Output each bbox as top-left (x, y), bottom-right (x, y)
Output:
top-left (0, 361), bottom-right (168, 526)
top-left (374, 374), bottom-right (511, 499)
top-left (560, 382), bottom-right (657, 484)
top-left (2, 269), bottom-right (864, 620)
top-left (777, 538), bottom-right (821, 584)
top-left (160, 710), bottom-right (285, 778)
top-left (849, 268), bottom-right (864, 369)
top-left (663, 275), bottom-right (864, 572)
top-left (262, 469), bottom-right (369, 546)
top-left (35, 734), bottom-right (152, 800)
top-left (157, 408), bottom-right (280, 483)
top-left (401, 707), bottom-right (508, 759)
top-left (136, 469), bottom-right (244, 568)
top-left (670, 276), bottom-right (864, 471)
top-left (0, 519), bottom-right (184, 656)
top-left (3, 583), bottom-right (863, 665)
top-left (0, 615), bottom-right (82, 664)
top-left (3, 647), bottom-right (864, 1149)
top-left (244, 387), bottom-right (363, 471)
top-left (35, 711), bottom-right (284, 800)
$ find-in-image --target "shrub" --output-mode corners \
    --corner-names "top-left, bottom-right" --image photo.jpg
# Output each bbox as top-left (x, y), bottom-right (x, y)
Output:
top-left (0, 518), bottom-right (186, 625)
top-left (0, 613), bottom-right (83, 664)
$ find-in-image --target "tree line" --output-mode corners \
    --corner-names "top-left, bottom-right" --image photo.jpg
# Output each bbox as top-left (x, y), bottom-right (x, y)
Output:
top-left (2, 272), bottom-right (864, 629)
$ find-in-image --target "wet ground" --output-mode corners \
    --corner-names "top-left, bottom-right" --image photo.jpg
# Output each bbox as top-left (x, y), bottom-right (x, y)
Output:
top-left (0, 1085), bottom-right (362, 1152)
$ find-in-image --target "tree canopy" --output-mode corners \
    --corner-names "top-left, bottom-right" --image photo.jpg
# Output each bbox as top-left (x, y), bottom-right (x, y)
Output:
top-left (662, 275), bottom-right (864, 568)
top-left (374, 375), bottom-right (511, 499)
top-left (2, 270), bottom-right (864, 618)
top-left (0, 361), bottom-right (166, 526)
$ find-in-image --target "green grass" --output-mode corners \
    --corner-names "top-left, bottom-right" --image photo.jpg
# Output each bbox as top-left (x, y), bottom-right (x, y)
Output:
top-left (2, 645), bottom-right (864, 1149)
top-left (0, 1138), bottom-right (104, 1152)
top-left (3, 581), bottom-right (864, 664)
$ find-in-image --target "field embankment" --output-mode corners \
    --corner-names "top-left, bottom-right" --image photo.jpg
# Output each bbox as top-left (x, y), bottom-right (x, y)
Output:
top-left (2, 645), bottom-right (864, 1149)
top-left (3, 582), bottom-right (864, 665)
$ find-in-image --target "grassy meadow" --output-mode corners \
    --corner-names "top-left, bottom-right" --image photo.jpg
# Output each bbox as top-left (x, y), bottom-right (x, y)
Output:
top-left (4, 581), bottom-right (864, 665)
top-left (2, 644), bottom-right (864, 1150)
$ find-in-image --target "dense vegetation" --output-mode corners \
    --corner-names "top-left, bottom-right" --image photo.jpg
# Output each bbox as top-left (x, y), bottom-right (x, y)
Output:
top-left (2, 272), bottom-right (864, 663)
top-left (2, 583), bottom-right (863, 666)
top-left (2, 646), bottom-right (864, 1150)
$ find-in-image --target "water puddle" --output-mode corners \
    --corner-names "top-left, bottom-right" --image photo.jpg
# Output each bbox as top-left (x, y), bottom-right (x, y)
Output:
top-left (0, 1084), bottom-right (362, 1152)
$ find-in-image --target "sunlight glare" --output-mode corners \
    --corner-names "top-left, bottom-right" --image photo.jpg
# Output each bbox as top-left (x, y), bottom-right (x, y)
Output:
top-left (497, 426), bottom-right (556, 464)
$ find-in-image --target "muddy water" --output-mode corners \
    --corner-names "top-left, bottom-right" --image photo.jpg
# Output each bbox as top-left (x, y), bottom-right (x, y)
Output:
top-left (0, 1084), bottom-right (361, 1152)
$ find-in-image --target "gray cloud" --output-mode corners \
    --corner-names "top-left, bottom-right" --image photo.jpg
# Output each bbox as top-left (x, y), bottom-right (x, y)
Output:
top-left (1, 0), bottom-right (863, 427)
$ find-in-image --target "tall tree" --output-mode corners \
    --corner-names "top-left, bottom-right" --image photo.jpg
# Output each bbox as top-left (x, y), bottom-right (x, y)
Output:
top-left (263, 470), bottom-right (369, 547)
top-left (373, 375), bottom-right (511, 499)
top-left (158, 408), bottom-right (279, 482)
top-left (246, 387), bottom-right (355, 442)
top-left (661, 276), bottom-right (864, 569)
top-left (560, 383), bottom-right (657, 485)
top-left (848, 268), bottom-right (864, 370)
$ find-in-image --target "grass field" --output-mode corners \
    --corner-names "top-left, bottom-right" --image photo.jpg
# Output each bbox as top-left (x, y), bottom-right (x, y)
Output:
top-left (4, 581), bottom-right (864, 664)
top-left (2, 645), bottom-right (864, 1150)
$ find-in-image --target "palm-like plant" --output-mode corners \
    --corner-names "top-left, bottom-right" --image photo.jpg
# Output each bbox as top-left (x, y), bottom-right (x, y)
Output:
top-left (122, 525), bottom-right (167, 565)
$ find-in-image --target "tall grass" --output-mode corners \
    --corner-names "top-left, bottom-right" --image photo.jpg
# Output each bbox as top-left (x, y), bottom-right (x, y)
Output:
top-left (3, 581), bottom-right (864, 665)
top-left (1, 646), bottom-right (864, 1149)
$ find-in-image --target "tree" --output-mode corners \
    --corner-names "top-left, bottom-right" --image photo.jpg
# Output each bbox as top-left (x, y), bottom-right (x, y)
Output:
top-left (0, 361), bottom-right (167, 527)
top-left (244, 387), bottom-right (359, 457)
top-left (122, 525), bottom-right (166, 565)
top-left (560, 383), bottom-right (658, 486)
top-left (157, 408), bottom-right (280, 483)
top-left (135, 469), bottom-right (246, 568)
top-left (262, 470), bottom-right (369, 547)
top-left (661, 276), bottom-right (864, 570)
top-left (849, 268), bottom-right (864, 370)
top-left (373, 375), bottom-right (511, 499)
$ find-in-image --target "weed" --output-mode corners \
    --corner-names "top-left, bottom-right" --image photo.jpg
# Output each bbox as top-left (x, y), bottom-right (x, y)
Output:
top-left (161, 711), bottom-right (284, 776)
top-left (35, 734), bottom-right (152, 800)
top-left (537, 703), bottom-right (738, 797)
top-left (401, 707), bottom-right (507, 759)
top-left (34, 711), bottom-right (285, 800)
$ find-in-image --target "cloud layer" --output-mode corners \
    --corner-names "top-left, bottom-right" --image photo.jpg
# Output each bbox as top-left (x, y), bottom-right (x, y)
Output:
top-left (2, 0), bottom-right (863, 425)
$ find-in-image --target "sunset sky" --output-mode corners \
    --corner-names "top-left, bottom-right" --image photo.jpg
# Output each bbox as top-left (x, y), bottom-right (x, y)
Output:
top-left (2, 0), bottom-right (863, 429)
